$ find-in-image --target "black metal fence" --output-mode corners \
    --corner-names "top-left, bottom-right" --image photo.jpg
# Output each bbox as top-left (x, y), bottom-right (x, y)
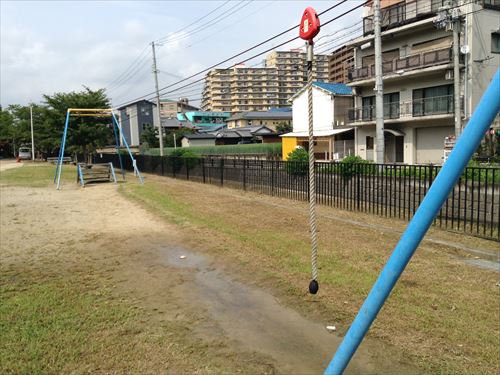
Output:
top-left (97, 154), bottom-right (500, 241)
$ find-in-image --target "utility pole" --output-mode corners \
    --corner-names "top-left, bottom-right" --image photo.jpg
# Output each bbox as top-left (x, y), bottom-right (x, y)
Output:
top-left (30, 105), bottom-right (35, 160)
top-left (452, 10), bottom-right (462, 137)
top-left (151, 41), bottom-right (164, 156)
top-left (374, 0), bottom-right (384, 164)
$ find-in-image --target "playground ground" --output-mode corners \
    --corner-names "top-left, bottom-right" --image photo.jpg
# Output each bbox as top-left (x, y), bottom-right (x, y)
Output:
top-left (1, 161), bottom-right (499, 374)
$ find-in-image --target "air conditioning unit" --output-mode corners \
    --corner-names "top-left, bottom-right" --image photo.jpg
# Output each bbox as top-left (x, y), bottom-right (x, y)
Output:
top-left (445, 70), bottom-right (454, 80)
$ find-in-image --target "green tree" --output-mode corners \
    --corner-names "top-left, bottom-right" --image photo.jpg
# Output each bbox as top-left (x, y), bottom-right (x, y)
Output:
top-left (276, 121), bottom-right (292, 134)
top-left (286, 146), bottom-right (308, 176)
top-left (140, 124), bottom-right (160, 148)
top-left (43, 87), bottom-right (112, 162)
top-left (0, 105), bottom-right (32, 157)
top-left (164, 128), bottom-right (195, 148)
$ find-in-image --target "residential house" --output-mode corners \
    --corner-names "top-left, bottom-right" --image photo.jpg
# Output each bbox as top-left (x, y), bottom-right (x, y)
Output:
top-left (281, 82), bottom-right (354, 161)
top-left (226, 109), bottom-right (292, 132)
top-left (181, 125), bottom-right (278, 147)
top-left (159, 98), bottom-right (199, 119)
top-left (117, 100), bottom-right (158, 146)
top-left (346, 0), bottom-right (500, 164)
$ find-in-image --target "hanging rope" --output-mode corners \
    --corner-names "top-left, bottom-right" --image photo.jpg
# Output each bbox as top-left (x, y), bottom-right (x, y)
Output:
top-left (307, 41), bottom-right (319, 295)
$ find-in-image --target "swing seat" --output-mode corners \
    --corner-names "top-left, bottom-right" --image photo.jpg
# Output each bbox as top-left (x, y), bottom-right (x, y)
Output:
top-left (77, 162), bottom-right (117, 186)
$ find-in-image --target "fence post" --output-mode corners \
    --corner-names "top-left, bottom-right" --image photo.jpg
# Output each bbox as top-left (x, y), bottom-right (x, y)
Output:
top-left (202, 158), bottom-right (206, 183)
top-left (356, 163), bottom-right (361, 211)
top-left (243, 158), bottom-right (247, 191)
top-left (271, 160), bottom-right (275, 196)
top-left (173, 157), bottom-right (176, 178)
top-left (220, 158), bottom-right (224, 186)
top-left (428, 164), bottom-right (434, 188)
top-left (161, 155), bottom-right (164, 176)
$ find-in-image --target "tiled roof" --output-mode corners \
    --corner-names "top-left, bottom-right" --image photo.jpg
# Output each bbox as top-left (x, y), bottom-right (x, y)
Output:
top-left (313, 82), bottom-right (352, 95)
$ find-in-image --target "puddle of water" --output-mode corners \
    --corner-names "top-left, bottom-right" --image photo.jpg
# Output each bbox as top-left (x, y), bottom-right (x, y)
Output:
top-left (160, 246), bottom-right (420, 375)
top-left (464, 258), bottom-right (500, 272)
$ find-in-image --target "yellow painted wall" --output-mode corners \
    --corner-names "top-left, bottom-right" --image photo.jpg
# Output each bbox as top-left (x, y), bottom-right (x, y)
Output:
top-left (282, 137), bottom-right (298, 160)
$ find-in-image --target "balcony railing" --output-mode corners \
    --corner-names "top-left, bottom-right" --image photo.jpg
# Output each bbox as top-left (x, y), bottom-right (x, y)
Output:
top-left (348, 47), bottom-right (452, 82)
top-left (347, 95), bottom-right (458, 123)
top-left (363, 0), bottom-right (444, 35)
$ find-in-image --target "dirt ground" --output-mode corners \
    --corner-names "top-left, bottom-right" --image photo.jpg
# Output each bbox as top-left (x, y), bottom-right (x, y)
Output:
top-left (0, 162), bottom-right (426, 374)
top-left (1, 161), bottom-right (498, 374)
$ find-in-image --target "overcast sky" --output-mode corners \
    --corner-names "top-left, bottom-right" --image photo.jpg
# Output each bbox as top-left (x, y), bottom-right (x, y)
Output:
top-left (1, 0), bottom-right (364, 109)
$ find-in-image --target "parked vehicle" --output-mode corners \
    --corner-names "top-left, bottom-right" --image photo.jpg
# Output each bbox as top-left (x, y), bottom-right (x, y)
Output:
top-left (18, 147), bottom-right (32, 160)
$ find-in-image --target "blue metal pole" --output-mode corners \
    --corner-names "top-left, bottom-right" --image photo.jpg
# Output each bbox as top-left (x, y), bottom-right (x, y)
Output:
top-left (325, 69), bottom-right (500, 375)
top-left (55, 110), bottom-right (71, 189)
top-left (110, 110), bottom-right (144, 184)
top-left (54, 111), bottom-right (70, 183)
top-left (77, 164), bottom-right (85, 187)
top-left (111, 115), bottom-right (125, 180)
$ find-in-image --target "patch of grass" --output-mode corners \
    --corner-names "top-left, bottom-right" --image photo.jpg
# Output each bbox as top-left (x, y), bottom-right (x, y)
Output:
top-left (0, 165), bottom-right (76, 187)
top-left (0, 268), bottom-right (276, 375)
top-left (0, 270), bottom-right (135, 374)
top-left (120, 177), bottom-right (500, 375)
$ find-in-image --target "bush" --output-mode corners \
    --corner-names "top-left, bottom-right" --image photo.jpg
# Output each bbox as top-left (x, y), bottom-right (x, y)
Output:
top-left (340, 155), bottom-right (372, 179)
top-left (169, 148), bottom-right (200, 173)
top-left (286, 147), bottom-right (308, 176)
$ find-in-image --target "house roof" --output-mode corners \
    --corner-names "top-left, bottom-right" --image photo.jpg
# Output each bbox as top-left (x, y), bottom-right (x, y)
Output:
top-left (183, 125), bottom-right (276, 141)
top-left (117, 99), bottom-right (156, 110)
top-left (288, 81), bottom-right (352, 102)
top-left (161, 118), bottom-right (195, 129)
top-left (183, 133), bottom-right (217, 140)
top-left (226, 111), bottom-right (292, 122)
top-left (313, 82), bottom-right (353, 96)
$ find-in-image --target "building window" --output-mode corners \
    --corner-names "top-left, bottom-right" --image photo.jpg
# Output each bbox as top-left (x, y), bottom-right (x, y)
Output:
top-left (366, 136), bottom-right (374, 150)
top-left (361, 92), bottom-right (400, 120)
top-left (492, 32), bottom-right (500, 54)
top-left (413, 84), bottom-right (454, 116)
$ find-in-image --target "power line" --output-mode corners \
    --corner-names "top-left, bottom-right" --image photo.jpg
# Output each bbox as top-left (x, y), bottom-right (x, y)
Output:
top-left (106, 46), bottom-right (151, 90)
top-left (106, 1), bottom-right (232, 93)
top-left (156, 0), bottom-right (232, 43)
top-left (114, 0), bottom-right (362, 108)
top-left (155, 0), bottom-right (253, 46)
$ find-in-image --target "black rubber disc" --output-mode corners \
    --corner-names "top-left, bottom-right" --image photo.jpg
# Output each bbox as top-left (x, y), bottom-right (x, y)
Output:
top-left (309, 279), bottom-right (319, 294)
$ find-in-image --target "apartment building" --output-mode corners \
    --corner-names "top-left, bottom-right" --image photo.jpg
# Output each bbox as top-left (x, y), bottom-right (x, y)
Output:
top-left (345, 0), bottom-right (499, 164)
top-left (329, 45), bottom-right (355, 84)
top-left (266, 49), bottom-right (330, 107)
top-left (202, 49), bottom-right (329, 112)
top-left (201, 65), bottom-right (279, 113)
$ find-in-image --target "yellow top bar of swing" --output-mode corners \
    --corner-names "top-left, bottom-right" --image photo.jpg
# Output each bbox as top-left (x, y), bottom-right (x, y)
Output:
top-left (67, 108), bottom-right (115, 117)
top-left (68, 108), bottom-right (113, 112)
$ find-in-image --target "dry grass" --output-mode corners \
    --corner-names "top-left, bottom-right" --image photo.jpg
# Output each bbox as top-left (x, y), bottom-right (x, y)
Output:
top-left (121, 175), bottom-right (500, 375)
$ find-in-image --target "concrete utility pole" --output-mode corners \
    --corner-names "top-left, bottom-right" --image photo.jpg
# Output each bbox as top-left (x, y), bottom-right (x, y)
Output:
top-left (452, 11), bottom-right (462, 137)
top-left (151, 41), bottom-right (164, 156)
top-left (30, 105), bottom-right (35, 160)
top-left (373, 0), bottom-right (385, 163)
